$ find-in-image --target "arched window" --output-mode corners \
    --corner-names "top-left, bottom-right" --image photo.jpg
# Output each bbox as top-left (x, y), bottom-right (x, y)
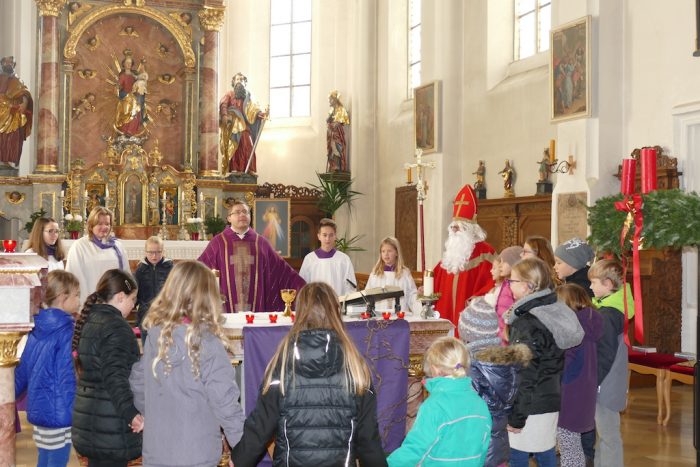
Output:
top-left (514, 0), bottom-right (551, 60)
top-left (269, 0), bottom-right (312, 118)
top-left (408, 0), bottom-right (421, 97)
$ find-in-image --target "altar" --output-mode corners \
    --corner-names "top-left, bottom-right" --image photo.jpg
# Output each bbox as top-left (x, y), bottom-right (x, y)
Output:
top-left (221, 313), bottom-right (454, 443)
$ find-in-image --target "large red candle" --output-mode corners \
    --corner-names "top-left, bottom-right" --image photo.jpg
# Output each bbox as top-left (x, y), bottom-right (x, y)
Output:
top-left (620, 159), bottom-right (636, 195)
top-left (640, 147), bottom-right (657, 193)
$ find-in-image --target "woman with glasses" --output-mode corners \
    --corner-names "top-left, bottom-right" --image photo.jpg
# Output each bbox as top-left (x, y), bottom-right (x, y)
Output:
top-left (25, 217), bottom-right (66, 271)
top-left (520, 235), bottom-right (559, 286)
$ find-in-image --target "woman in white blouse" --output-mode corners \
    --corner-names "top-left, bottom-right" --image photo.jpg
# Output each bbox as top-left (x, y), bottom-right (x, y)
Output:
top-left (364, 236), bottom-right (421, 314)
top-left (24, 217), bottom-right (65, 271)
top-left (66, 206), bottom-right (130, 304)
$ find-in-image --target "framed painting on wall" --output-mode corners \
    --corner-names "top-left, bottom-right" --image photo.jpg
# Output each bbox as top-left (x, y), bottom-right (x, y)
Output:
top-left (253, 198), bottom-right (291, 257)
top-left (85, 183), bottom-right (106, 217)
top-left (413, 80), bottom-right (441, 154)
top-left (121, 174), bottom-right (145, 225)
top-left (550, 16), bottom-right (591, 122)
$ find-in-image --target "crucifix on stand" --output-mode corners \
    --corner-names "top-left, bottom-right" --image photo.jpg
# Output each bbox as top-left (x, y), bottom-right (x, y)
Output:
top-left (404, 148), bottom-right (436, 272)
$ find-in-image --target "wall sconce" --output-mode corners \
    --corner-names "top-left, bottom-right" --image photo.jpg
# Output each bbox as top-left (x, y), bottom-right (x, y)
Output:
top-left (548, 155), bottom-right (577, 175)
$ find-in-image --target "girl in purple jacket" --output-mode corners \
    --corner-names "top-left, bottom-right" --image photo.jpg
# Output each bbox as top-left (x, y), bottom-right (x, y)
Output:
top-left (555, 284), bottom-right (603, 467)
top-left (15, 270), bottom-right (81, 467)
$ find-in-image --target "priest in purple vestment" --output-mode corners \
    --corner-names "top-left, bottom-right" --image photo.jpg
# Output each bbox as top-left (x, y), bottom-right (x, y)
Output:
top-left (198, 198), bottom-right (305, 313)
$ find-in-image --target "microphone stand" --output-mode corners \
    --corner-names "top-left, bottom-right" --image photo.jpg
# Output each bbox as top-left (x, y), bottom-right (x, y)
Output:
top-left (346, 279), bottom-right (376, 318)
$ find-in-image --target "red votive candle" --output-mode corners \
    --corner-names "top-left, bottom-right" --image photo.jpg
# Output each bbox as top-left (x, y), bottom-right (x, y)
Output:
top-left (640, 147), bottom-right (657, 194)
top-left (620, 159), bottom-right (636, 195)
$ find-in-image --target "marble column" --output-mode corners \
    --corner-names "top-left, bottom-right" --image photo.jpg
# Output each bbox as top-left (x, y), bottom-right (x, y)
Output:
top-left (0, 329), bottom-right (31, 466)
top-left (197, 6), bottom-right (225, 178)
top-left (34, 0), bottom-right (65, 174)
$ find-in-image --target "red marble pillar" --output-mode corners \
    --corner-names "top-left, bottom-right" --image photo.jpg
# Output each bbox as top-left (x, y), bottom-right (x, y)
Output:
top-left (198, 7), bottom-right (225, 178)
top-left (35, 12), bottom-right (60, 173)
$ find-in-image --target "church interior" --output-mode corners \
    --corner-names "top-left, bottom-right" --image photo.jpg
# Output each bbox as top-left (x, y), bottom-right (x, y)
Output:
top-left (2, 0), bottom-right (699, 465)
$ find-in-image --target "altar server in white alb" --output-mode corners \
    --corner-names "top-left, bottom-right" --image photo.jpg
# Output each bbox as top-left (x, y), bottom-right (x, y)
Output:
top-left (365, 236), bottom-right (421, 314)
top-left (66, 206), bottom-right (130, 304)
top-left (299, 218), bottom-right (356, 296)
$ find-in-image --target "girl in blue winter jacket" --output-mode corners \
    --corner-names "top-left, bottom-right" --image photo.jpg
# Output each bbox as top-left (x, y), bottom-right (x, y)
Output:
top-left (15, 270), bottom-right (81, 467)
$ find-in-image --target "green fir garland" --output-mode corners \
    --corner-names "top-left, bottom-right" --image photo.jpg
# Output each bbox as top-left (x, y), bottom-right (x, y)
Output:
top-left (587, 189), bottom-right (700, 256)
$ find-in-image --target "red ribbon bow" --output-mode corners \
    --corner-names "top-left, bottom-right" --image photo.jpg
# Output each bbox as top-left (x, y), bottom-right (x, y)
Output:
top-left (613, 194), bottom-right (644, 345)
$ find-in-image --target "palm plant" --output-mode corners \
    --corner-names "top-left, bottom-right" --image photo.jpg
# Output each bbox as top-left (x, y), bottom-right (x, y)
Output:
top-left (307, 172), bottom-right (361, 218)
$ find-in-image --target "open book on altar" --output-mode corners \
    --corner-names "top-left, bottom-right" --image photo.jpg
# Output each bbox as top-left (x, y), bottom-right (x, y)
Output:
top-left (339, 286), bottom-right (404, 315)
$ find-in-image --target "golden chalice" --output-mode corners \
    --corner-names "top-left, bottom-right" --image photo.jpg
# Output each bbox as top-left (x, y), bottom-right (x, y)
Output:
top-left (280, 289), bottom-right (297, 317)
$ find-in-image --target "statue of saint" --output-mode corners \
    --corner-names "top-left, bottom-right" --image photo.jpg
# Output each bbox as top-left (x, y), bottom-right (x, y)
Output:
top-left (472, 160), bottom-right (485, 190)
top-left (112, 55), bottom-right (149, 137)
top-left (538, 150), bottom-right (551, 183)
top-left (0, 56), bottom-right (33, 168)
top-left (219, 72), bottom-right (268, 174)
top-left (498, 159), bottom-right (515, 197)
top-left (326, 91), bottom-right (350, 173)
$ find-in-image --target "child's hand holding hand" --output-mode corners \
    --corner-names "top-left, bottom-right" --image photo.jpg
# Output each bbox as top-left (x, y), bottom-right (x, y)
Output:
top-left (130, 414), bottom-right (145, 433)
top-left (506, 424), bottom-right (521, 434)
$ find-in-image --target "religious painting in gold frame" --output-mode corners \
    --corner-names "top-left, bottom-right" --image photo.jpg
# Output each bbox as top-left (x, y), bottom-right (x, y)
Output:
top-left (253, 199), bottom-right (291, 258)
top-left (158, 186), bottom-right (179, 225)
top-left (413, 80), bottom-right (440, 154)
top-left (550, 16), bottom-right (591, 122)
top-left (85, 183), bottom-right (106, 218)
top-left (120, 174), bottom-right (146, 225)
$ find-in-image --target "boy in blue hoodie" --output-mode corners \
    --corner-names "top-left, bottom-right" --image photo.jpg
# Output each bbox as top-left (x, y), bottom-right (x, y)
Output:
top-left (588, 259), bottom-right (632, 467)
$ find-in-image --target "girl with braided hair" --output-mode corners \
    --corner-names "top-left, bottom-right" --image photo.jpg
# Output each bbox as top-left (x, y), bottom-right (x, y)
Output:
top-left (129, 260), bottom-right (245, 466)
top-left (71, 269), bottom-right (143, 467)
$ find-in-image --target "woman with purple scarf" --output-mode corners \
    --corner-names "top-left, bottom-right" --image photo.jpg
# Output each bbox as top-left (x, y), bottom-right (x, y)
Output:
top-left (66, 206), bottom-right (130, 305)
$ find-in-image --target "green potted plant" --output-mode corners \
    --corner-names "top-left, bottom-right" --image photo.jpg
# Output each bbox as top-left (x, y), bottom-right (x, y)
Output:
top-left (307, 172), bottom-right (361, 218)
top-left (204, 214), bottom-right (227, 238)
top-left (64, 214), bottom-right (83, 239)
top-left (186, 217), bottom-right (203, 240)
top-left (24, 208), bottom-right (47, 234)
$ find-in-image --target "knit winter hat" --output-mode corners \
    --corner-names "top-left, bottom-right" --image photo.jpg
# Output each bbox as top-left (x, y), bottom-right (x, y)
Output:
top-left (554, 238), bottom-right (594, 270)
top-left (499, 246), bottom-right (524, 267)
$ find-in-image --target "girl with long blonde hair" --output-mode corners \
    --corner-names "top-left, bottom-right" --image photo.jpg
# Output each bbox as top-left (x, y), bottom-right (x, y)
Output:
top-left (129, 260), bottom-right (244, 467)
top-left (365, 236), bottom-right (421, 313)
top-left (232, 282), bottom-right (387, 467)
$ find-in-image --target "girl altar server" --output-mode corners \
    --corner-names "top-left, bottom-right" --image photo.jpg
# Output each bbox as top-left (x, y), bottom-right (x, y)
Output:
top-left (365, 236), bottom-right (421, 313)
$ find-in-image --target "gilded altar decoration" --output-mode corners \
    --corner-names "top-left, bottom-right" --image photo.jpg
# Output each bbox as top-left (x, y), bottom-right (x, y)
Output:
top-left (156, 99), bottom-right (177, 124)
top-left (157, 73), bottom-right (175, 85)
top-left (35, 0), bottom-right (67, 17)
top-left (5, 191), bottom-right (26, 205)
top-left (77, 69), bottom-right (96, 79)
top-left (107, 53), bottom-right (150, 137)
top-left (72, 93), bottom-right (96, 120)
top-left (0, 56), bottom-right (33, 168)
top-left (170, 11), bottom-right (193, 40)
top-left (119, 25), bottom-right (140, 37)
top-left (156, 43), bottom-right (169, 58)
top-left (198, 6), bottom-right (225, 32)
top-left (0, 332), bottom-right (26, 368)
top-left (86, 35), bottom-right (100, 50)
top-left (67, 2), bottom-right (93, 26)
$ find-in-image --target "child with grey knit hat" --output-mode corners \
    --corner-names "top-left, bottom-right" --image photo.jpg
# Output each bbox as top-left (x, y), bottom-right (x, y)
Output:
top-left (554, 238), bottom-right (595, 297)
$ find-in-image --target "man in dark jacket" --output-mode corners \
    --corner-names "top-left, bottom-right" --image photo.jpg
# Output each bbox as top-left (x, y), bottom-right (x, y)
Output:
top-left (134, 236), bottom-right (173, 340)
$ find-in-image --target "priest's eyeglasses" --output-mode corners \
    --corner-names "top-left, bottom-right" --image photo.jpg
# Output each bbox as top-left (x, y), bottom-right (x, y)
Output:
top-left (229, 209), bottom-right (250, 216)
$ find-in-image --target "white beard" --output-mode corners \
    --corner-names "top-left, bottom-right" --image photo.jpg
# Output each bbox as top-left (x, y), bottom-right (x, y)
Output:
top-left (440, 221), bottom-right (486, 275)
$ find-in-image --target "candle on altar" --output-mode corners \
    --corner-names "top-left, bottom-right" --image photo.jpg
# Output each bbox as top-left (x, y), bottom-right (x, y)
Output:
top-left (181, 191), bottom-right (185, 202)
top-left (620, 158), bottom-right (636, 195)
top-left (549, 139), bottom-right (556, 163)
top-left (162, 191), bottom-right (167, 201)
top-left (60, 190), bottom-right (64, 198)
top-left (423, 270), bottom-right (434, 296)
top-left (199, 192), bottom-right (204, 202)
top-left (84, 190), bottom-right (88, 198)
top-left (406, 168), bottom-right (412, 184)
top-left (640, 147), bottom-right (657, 194)
top-left (105, 186), bottom-right (109, 199)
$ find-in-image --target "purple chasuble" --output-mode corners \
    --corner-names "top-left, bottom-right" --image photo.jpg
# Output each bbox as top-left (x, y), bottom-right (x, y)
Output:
top-left (314, 247), bottom-right (336, 259)
top-left (198, 227), bottom-right (306, 312)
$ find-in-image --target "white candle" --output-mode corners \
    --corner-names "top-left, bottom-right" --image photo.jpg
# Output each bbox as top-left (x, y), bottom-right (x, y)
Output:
top-left (105, 186), bottom-right (109, 198)
top-left (60, 190), bottom-right (64, 198)
top-left (181, 191), bottom-right (185, 201)
top-left (162, 191), bottom-right (167, 200)
top-left (423, 274), bottom-right (434, 296)
top-left (84, 190), bottom-right (88, 198)
top-left (199, 192), bottom-right (204, 201)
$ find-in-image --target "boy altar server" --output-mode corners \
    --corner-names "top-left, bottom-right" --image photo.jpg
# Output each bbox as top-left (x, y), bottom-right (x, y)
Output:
top-left (299, 218), bottom-right (356, 296)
